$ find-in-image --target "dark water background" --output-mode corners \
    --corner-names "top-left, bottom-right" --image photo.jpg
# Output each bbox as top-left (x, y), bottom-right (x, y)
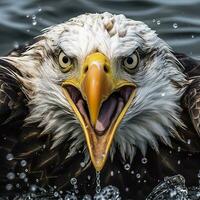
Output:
top-left (0, 1), bottom-right (200, 199)
top-left (0, 0), bottom-right (199, 59)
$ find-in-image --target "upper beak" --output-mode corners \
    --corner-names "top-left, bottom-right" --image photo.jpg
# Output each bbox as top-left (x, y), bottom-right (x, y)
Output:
top-left (62, 52), bottom-right (136, 171)
top-left (81, 53), bottom-right (113, 126)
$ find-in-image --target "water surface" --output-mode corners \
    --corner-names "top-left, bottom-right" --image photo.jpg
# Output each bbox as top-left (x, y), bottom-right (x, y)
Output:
top-left (0, 0), bottom-right (199, 58)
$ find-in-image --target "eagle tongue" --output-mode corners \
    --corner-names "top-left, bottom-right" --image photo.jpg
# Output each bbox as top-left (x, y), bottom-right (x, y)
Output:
top-left (95, 95), bottom-right (117, 135)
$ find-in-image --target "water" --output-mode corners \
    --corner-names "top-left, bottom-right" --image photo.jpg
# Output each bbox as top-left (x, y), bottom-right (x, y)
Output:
top-left (0, 0), bottom-right (200, 199)
top-left (0, 0), bottom-right (199, 59)
top-left (1, 175), bottom-right (200, 199)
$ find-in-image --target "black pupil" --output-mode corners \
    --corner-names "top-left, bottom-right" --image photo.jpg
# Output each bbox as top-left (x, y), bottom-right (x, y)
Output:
top-left (126, 57), bottom-right (133, 65)
top-left (62, 56), bottom-right (69, 64)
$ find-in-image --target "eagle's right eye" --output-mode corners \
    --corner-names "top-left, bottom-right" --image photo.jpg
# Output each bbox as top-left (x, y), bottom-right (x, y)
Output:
top-left (122, 51), bottom-right (140, 73)
top-left (59, 51), bottom-right (73, 72)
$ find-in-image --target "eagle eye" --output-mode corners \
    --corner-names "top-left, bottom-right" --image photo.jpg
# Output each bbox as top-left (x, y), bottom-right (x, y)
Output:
top-left (59, 51), bottom-right (73, 72)
top-left (122, 51), bottom-right (139, 73)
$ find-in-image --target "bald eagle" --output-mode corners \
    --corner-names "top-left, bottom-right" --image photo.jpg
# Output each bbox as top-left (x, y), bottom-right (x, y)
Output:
top-left (0, 12), bottom-right (200, 199)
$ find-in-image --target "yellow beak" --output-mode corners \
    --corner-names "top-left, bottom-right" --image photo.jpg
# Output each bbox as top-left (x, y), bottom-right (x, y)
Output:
top-left (62, 52), bottom-right (136, 171)
top-left (81, 53), bottom-right (113, 126)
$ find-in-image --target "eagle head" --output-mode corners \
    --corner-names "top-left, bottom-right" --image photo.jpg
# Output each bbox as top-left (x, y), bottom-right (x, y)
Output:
top-left (3, 12), bottom-right (186, 171)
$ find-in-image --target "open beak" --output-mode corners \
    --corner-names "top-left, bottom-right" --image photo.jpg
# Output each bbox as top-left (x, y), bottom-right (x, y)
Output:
top-left (62, 52), bottom-right (136, 171)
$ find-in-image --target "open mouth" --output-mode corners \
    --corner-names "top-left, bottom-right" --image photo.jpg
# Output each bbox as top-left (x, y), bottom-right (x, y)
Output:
top-left (61, 51), bottom-right (136, 171)
top-left (64, 85), bottom-right (134, 137)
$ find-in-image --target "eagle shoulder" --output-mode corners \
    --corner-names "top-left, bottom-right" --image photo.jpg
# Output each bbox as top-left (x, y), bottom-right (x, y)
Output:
top-left (0, 59), bottom-right (27, 125)
top-left (184, 79), bottom-right (200, 135)
top-left (175, 53), bottom-right (200, 135)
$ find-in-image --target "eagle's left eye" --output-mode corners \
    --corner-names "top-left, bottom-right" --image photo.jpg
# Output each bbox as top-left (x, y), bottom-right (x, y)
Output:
top-left (122, 51), bottom-right (139, 72)
top-left (59, 51), bottom-right (73, 72)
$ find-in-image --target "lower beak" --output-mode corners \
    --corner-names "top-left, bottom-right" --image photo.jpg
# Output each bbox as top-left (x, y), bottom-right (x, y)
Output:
top-left (62, 52), bottom-right (136, 171)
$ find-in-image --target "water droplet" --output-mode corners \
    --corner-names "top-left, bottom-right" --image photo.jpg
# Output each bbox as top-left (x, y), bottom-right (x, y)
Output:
top-left (32, 20), bottom-right (37, 26)
top-left (80, 162), bottom-right (85, 168)
top-left (6, 172), bottom-right (15, 180)
top-left (6, 184), bottom-right (13, 191)
top-left (20, 160), bottom-right (27, 167)
top-left (13, 42), bottom-right (19, 49)
top-left (6, 153), bottom-right (14, 161)
top-left (187, 139), bottom-right (191, 145)
top-left (38, 8), bottom-right (42, 12)
top-left (70, 177), bottom-right (77, 185)
top-left (117, 170), bottom-right (120, 174)
top-left (30, 184), bottom-right (37, 192)
top-left (54, 191), bottom-right (59, 197)
top-left (161, 93), bottom-right (165, 97)
top-left (24, 178), bottom-right (28, 182)
top-left (177, 160), bottom-right (181, 165)
top-left (191, 35), bottom-right (195, 39)
top-left (177, 146), bottom-right (181, 152)
top-left (173, 23), bottom-right (178, 29)
top-left (95, 171), bottom-right (101, 194)
top-left (124, 163), bottom-right (130, 170)
top-left (87, 175), bottom-right (91, 180)
top-left (131, 170), bottom-right (134, 174)
top-left (16, 183), bottom-right (20, 188)
top-left (19, 172), bottom-right (26, 179)
top-left (26, 14), bottom-right (30, 18)
top-left (32, 15), bottom-right (36, 20)
top-left (141, 157), bottom-right (148, 164)
top-left (75, 189), bottom-right (79, 194)
top-left (125, 187), bottom-right (129, 192)
top-left (110, 171), bottom-right (114, 176)
top-left (156, 20), bottom-right (161, 25)
top-left (152, 19), bottom-right (156, 23)
top-left (25, 168), bottom-right (28, 172)
top-left (136, 173), bottom-right (141, 179)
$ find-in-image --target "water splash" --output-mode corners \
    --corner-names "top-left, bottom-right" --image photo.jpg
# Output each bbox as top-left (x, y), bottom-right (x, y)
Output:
top-left (1, 175), bottom-right (200, 199)
top-left (4, 185), bottom-right (121, 200)
top-left (146, 175), bottom-right (200, 200)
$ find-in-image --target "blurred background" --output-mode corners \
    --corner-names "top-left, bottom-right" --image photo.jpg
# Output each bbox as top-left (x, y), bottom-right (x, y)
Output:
top-left (0, 0), bottom-right (199, 59)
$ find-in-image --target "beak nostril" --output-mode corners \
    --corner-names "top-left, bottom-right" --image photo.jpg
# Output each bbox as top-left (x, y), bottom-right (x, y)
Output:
top-left (84, 65), bottom-right (88, 73)
top-left (104, 65), bottom-right (109, 73)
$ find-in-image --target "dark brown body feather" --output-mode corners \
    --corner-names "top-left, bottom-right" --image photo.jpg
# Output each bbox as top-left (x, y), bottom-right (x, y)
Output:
top-left (0, 49), bottom-right (200, 199)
